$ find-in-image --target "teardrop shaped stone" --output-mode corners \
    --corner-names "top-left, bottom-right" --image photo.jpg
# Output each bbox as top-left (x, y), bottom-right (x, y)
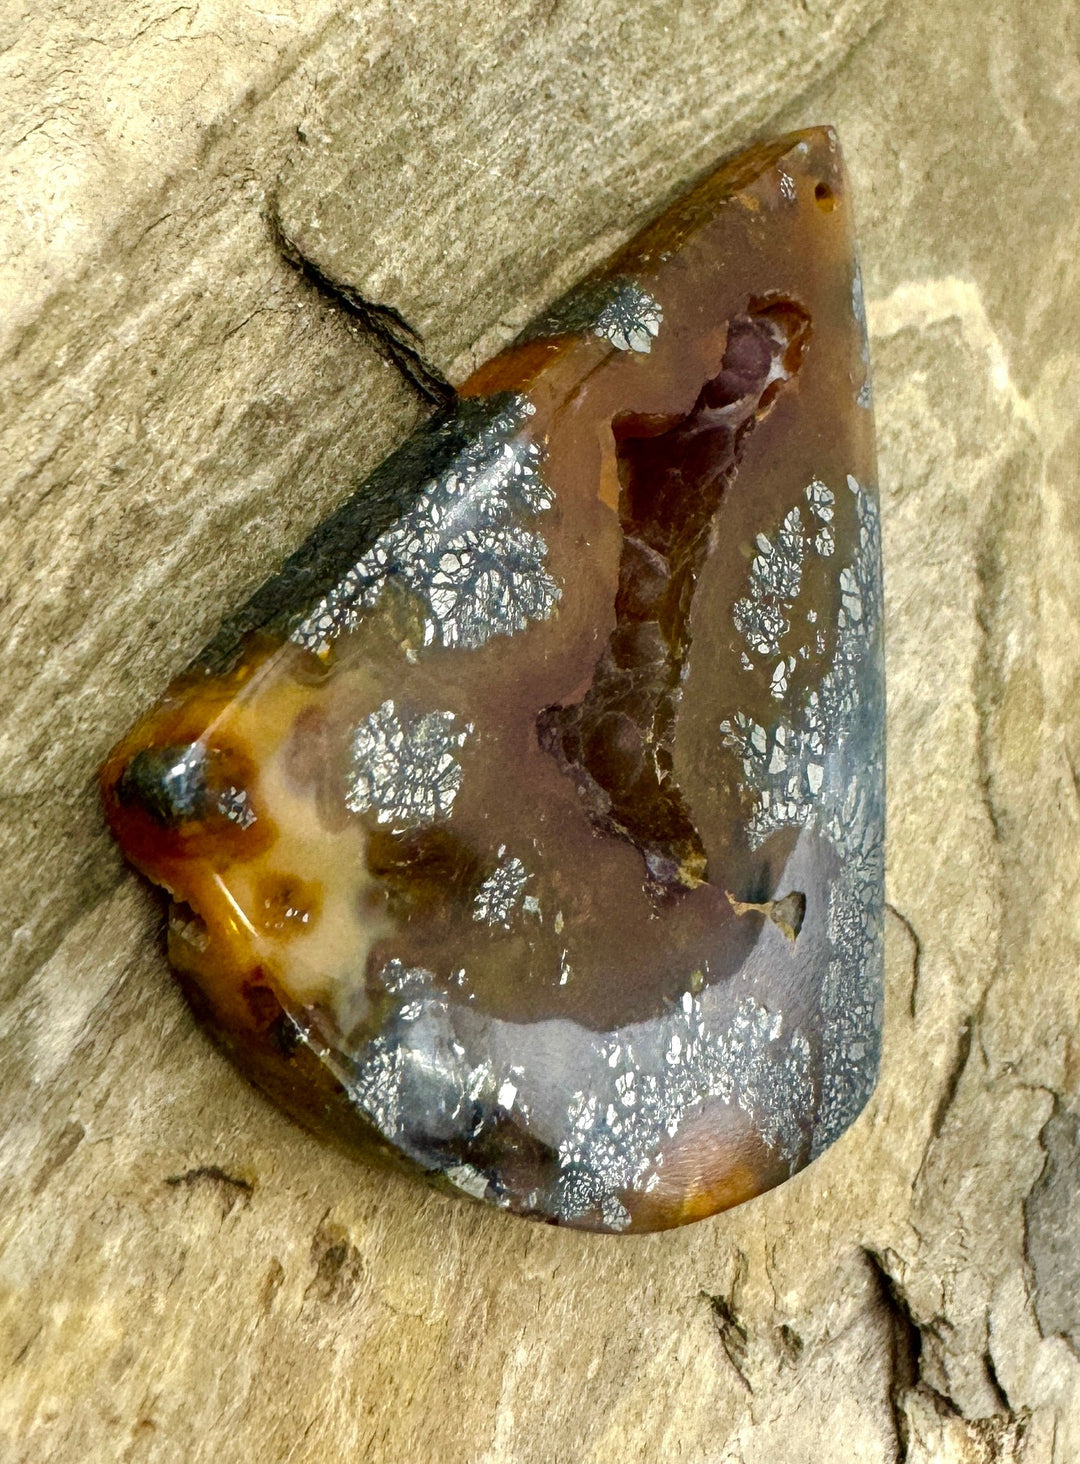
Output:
top-left (102, 126), bottom-right (883, 1232)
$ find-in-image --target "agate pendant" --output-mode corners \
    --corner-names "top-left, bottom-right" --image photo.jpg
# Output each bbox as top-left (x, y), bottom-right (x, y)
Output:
top-left (102, 127), bottom-right (883, 1233)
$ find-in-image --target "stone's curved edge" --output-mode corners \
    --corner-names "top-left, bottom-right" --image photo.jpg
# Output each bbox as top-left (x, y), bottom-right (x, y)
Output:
top-left (101, 125), bottom-right (885, 1233)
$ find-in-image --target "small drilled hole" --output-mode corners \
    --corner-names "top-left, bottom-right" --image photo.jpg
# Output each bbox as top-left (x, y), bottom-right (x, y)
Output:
top-left (814, 181), bottom-right (836, 212)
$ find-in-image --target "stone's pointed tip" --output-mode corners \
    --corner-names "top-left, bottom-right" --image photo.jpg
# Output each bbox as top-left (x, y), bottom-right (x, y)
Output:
top-left (103, 130), bottom-right (882, 1233)
top-left (798, 123), bottom-right (839, 145)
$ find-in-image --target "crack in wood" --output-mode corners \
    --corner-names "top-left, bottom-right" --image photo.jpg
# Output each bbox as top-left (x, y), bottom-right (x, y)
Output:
top-left (268, 197), bottom-right (455, 409)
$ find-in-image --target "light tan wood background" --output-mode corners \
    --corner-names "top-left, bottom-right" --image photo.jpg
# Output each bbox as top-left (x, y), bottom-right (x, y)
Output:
top-left (2, 1), bottom-right (1079, 1458)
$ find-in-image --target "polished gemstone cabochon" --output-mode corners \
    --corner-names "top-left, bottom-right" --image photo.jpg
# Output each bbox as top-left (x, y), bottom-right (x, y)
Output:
top-left (102, 127), bottom-right (883, 1233)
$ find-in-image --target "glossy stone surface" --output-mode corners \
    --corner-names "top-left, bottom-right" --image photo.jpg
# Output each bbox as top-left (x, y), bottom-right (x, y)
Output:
top-left (101, 127), bottom-right (883, 1233)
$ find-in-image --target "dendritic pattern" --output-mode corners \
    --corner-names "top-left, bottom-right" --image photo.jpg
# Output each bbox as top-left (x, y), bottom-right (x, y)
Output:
top-left (518, 277), bottom-right (663, 354)
top-left (731, 480), bottom-right (836, 671)
top-left (721, 474), bottom-right (885, 1154)
top-left (333, 966), bottom-right (814, 1231)
top-left (805, 478), bottom-right (836, 557)
top-left (721, 477), bottom-right (881, 844)
top-left (377, 960), bottom-right (436, 997)
top-left (732, 506), bottom-right (806, 659)
top-left (592, 282), bottom-right (664, 353)
top-left (473, 856), bottom-right (529, 928)
top-left (553, 990), bottom-right (813, 1226)
top-left (346, 700), bottom-right (471, 827)
top-left (292, 396), bottom-right (559, 655)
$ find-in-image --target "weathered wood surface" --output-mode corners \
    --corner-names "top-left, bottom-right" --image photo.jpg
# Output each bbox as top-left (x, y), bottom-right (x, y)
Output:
top-left (2, 2), bottom-right (1079, 1459)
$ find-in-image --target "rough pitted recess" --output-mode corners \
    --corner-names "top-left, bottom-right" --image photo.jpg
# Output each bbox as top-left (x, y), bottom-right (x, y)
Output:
top-left (539, 301), bottom-right (811, 896)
